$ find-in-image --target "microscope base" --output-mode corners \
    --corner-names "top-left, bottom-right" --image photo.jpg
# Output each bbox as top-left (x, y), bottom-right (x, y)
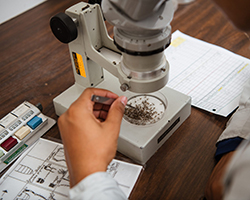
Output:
top-left (53, 71), bottom-right (191, 164)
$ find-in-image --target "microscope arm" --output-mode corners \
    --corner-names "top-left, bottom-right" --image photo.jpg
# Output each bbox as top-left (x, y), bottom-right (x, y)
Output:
top-left (50, 1), bottom-right (176, 93)
top-left (66, 2), bottom-right (121, 78)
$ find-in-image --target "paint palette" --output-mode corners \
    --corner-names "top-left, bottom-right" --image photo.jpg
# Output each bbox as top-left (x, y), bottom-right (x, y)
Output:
top-left (0, 101), bottom-right (55, 172)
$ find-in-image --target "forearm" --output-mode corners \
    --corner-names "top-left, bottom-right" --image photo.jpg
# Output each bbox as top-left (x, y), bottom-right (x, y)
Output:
top-left (205, 151), bottom-right (235, 200)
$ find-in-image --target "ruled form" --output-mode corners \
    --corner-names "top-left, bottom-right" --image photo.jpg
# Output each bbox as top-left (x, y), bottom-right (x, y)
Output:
top-left (165, 30), bottom-right (250, 116)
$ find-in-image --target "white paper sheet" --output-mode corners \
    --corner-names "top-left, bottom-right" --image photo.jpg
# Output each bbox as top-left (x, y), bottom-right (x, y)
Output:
top-left (165, 30), bottom-right (250, 116)
top-left (0, 138), bottom-right (142, 199)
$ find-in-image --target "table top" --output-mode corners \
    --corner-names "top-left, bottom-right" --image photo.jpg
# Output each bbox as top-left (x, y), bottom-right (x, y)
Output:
top-left (0, 0), bottom-right (249, 199)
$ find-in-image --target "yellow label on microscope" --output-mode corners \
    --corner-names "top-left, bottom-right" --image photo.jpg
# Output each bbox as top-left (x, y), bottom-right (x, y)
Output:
top-left (72, 52), bottom-right (86, 77)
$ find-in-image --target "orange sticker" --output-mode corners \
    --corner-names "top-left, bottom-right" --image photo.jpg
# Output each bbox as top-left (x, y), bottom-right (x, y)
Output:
top-left (72, 52), bottom-right (86, 77)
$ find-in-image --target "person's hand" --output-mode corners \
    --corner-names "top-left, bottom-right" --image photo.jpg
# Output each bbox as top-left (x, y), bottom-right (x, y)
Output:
top-left (58, 88), bottom-right (127, 187)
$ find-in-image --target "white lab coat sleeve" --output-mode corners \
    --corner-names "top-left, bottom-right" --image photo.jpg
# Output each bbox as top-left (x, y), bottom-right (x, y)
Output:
top-left (69, 172), bottom-right (128, 200)
top-left (217, 78), bottom-right (250, 142)
top-left (223, 139), bottom-right (250, 200)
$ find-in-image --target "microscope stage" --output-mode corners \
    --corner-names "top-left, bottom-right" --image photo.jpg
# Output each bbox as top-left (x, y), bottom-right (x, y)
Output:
top-left (54, 70), bottom-right (191, 164)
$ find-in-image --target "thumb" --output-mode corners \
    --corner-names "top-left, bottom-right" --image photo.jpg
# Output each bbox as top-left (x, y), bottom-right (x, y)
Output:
top-left (105, 96), bottom-right (127, 129)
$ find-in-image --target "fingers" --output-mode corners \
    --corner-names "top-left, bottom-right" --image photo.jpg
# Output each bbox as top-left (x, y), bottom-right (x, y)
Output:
top-left (93, 110), bottom-right (108, 120)
top-left (71, 88), bottom-right (127, 127)
top-left (105, 96), bottom-right (127, 133)
top-left (77, 88), bottom-right (119, 104)
top-left (73, 88), bottom-right (118, 111)
top-left (93, 103), bottom-right (110, 111)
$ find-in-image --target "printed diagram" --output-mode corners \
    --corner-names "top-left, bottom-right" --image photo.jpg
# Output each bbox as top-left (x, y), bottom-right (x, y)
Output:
top-left (107, 161), bottom-right (120, 178)
top-left (106, 160), bottom-right (142, 197)
top-left (0, 139), bottom-right (69, 200)
top-left (51, 148), bottom-right (65, 163)
top-left (16, 188), bottom-right (55, 200)
top-left (33, 162), bottom-right (69, 189)
top-left (0, 190), bottom-right (8, 199)
top-left (15, 164), bottom-right (33, 175)
top-left (0, 139), bottom-right (143, 199)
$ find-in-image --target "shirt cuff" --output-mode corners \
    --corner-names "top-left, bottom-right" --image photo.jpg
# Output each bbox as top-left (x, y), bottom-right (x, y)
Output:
top-left (215, 137), bottom-right (244, 161)
top-left (69, 172), bottom-right (127, 200)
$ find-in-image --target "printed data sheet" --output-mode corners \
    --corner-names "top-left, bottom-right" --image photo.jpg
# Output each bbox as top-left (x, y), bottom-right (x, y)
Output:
top-left (165, 30), bottom-right (250, 116)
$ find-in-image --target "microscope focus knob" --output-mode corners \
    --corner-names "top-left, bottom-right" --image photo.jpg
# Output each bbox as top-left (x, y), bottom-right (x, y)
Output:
top-left (88, 0), bottom-right (102, 5)
top-left (50, 13), bottom-right (78, 44)
top-left (120, 83), bottom-right (129, 92)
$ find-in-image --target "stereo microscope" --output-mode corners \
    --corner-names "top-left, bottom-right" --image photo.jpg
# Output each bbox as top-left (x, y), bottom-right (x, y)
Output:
top-left (50, 0), bottom-right (191, 164)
